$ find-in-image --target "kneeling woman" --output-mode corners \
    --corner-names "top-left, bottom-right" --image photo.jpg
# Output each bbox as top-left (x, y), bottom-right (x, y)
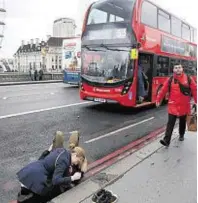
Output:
top-left (17, 145), bottom-right (86, 202)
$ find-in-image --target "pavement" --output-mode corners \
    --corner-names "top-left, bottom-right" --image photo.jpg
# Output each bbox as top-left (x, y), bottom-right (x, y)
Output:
top-left (52, 129), bottom-right (197, 203)
top-left (0, 80), bottom-right (62, 86)
top-left (0, 83), bottom-right (174, 202)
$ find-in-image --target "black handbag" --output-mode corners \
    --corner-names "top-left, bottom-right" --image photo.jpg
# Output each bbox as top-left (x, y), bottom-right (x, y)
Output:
top-left (168, 75), bottom-right (191, 96)
top-left (177, 80), bottom-right (191, 96)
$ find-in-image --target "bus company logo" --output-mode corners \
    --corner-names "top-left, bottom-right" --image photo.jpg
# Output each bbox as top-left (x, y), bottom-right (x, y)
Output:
top-left (114, 88), bottom-right (122, 93)
top-left (93, 88), bottom-right (110, 93)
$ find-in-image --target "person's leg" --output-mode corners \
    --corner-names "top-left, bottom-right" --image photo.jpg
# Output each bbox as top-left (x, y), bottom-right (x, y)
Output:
top-left (39, 186), bottom-right (62, 202)
top-left (17, 187), bottom-right (34, 203)
top-left (179, 115), bottom-right (187, 141)
top-left (160, 114), bottom-right (177, 146)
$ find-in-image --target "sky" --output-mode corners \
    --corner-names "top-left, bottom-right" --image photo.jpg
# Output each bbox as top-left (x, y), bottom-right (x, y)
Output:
top-left (0, 0), bottom-right (197, 58)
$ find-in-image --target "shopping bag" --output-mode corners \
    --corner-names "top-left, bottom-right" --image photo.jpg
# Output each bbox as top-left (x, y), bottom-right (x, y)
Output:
top-left (187, 104), bottom-right (197, 132)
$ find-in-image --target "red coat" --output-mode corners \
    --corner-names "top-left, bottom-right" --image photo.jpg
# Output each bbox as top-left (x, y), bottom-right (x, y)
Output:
top-left (156, 73), bottom-right (197, 116)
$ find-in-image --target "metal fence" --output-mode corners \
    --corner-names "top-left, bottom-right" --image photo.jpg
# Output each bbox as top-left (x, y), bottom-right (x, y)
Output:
top-left (0, 72), bottom-right (63, 83)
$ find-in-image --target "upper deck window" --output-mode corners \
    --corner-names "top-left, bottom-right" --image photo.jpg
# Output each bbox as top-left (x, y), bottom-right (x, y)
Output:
top-left (158, 10), bottom-right (171, 33)
top-left (87, 0), bottom-right (134, 25)
top-left (141, 1), bottom-right (157, 28)
top-left (171, 17), bottom-right (181, 38)
top-left (182, 23), bottom-right (190, 41)
top-left (194, 29), bottom-right (197, 43)
top-left (87, 9), bottom-right (108, 24)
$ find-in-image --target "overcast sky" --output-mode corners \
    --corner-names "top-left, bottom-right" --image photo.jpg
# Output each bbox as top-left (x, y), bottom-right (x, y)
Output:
top-left (0, 0), bottom-right (197, 58)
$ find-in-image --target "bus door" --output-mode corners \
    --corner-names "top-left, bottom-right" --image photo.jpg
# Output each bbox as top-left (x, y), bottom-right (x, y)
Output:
top-left (137, 53), bottom-right (154, 103)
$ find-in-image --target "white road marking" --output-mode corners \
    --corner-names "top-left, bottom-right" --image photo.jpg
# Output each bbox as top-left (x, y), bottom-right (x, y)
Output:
top-left (85, 117), bottom-right (155, 144)
top-left (2, 97), bottom-right (7, 100)
top-left (0, 101), bottom-right (92, 120)
top-left (50, 92), bottom-right (55, 95)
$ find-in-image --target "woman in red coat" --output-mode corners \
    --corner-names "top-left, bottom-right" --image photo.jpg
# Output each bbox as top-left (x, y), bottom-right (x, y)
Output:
top-left (156, 64), bottom-right (197, 146)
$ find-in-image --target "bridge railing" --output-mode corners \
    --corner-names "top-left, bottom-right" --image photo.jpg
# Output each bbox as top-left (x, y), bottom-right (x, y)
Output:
top-left (0, 72), bottom-right (63, 83)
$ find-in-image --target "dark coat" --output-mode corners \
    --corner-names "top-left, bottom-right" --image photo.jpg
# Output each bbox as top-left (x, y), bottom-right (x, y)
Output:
top-left (38, 150), bottom-right (84, 186)
top-left (17, 148), bottom-right (72, 196)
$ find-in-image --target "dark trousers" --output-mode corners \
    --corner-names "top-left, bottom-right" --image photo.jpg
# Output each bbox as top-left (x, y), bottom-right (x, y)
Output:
top-left (18, 187), bottom-right (62, 203)
top-left (163, 114), bottom-right (187, 144)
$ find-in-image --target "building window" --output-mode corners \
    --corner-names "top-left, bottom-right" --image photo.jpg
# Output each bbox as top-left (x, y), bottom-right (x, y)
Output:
top-left (156, 56), bottom-right (169, 76)
top-left (59, 65), bottom-right (62, 69)
top-left (182, 23), bottom-right (190, 41)
top-left (52, 65), bottom-right (54, 70)
top-left (171, 17), bottom-right (181, 37)
top-left (158, 10), bottom-right (170, 33)
top-left (141, 1), bottom-right (157, 28)
top-left (52, 57), bottom-right (54, 62)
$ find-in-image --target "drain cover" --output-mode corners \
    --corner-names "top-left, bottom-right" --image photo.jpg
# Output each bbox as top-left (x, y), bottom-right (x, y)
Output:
top-left (91, 173), bottom-right (118, 186)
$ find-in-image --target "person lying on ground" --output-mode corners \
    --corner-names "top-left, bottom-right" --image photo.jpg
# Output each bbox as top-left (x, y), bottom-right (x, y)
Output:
top-left (38, 131), bottom-right (87, 185)
top-left (16, 131), bottom-right (87, 203)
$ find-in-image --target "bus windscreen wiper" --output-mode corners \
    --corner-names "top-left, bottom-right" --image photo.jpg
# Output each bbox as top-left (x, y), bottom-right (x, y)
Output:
top-left (100, 43), bottom-right (130, 52)
top-left (82, 45), bottom-right (105, 52)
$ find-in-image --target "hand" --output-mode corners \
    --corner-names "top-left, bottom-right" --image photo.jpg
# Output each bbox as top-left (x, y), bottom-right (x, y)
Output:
top-left (71, 172), bottom-right (81, 181)
top-left (156, 101), bottom-right (160, 108)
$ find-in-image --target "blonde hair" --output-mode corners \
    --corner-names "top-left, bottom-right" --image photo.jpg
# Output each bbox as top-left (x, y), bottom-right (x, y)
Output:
top-left (72, 147), bottom-right (88, 172)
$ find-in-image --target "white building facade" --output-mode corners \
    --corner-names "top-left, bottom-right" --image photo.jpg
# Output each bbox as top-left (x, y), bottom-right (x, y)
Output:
top-left (45, 37), bottom-right (68, 72)
top-left (14, 39), bottom-right (47, 73)
top-left (53, 18), bottom-right (76, 38)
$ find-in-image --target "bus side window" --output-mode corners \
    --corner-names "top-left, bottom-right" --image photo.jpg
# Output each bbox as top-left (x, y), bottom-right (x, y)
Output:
top-left (156, 56), bottom-right (169, 76)
top-left (181, 60), bottom-right (189, 74)
top-left (188, 61), bottom-right (197, 76)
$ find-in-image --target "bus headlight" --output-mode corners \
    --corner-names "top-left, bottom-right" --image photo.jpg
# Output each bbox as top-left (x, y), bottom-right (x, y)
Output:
top-left (80, 82), bottom-right (84, 91)
top-left (121, 81), bottom-right (132, 95)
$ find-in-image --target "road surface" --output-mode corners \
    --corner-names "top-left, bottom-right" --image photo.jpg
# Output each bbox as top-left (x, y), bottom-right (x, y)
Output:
top-left (0, 83), bottom-right (169, 202)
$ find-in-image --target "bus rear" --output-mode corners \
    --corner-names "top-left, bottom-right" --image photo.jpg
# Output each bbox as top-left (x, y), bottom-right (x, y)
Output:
top-left (80, 0), bottom-right (138, 106)
top-left (62, 37), bottom-right (81, 85)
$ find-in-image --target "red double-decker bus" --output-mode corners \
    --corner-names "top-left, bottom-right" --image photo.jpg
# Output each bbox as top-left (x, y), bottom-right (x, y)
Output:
top-left (80, 0), bottom-right (197, 107)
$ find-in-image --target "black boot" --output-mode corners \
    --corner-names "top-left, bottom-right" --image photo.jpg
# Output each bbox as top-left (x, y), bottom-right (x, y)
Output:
top-left (179, 135), bottom-right (184, 141)
top-left (160, 139), bottom-right (169, 147)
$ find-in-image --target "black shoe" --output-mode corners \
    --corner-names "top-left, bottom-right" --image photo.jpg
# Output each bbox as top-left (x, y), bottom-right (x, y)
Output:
top-left (92, 189), bottom-right (106, 203)
top-left (179, 135), bottom-right (184, 141)
top-left (160, 139), bottom-right (169, 147)
top-left (17, 193), bottom-right (33, 202)
top-left (98, 190), bottom-right (118, 203)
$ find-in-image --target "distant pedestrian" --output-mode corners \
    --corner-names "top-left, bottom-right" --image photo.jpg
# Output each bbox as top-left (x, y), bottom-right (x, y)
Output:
top-left (156, 64), bottom-right (197, 147)
top-left (38, 69), bottom-right (44, 81)
top-left (29, 68), bottom-right (34, 81)
top-left (34, 69), bottom-right (38, 81)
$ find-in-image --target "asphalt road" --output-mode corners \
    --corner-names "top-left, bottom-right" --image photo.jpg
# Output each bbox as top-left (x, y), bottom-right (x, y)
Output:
top-left (0, 83), bottom-right (168, 202)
